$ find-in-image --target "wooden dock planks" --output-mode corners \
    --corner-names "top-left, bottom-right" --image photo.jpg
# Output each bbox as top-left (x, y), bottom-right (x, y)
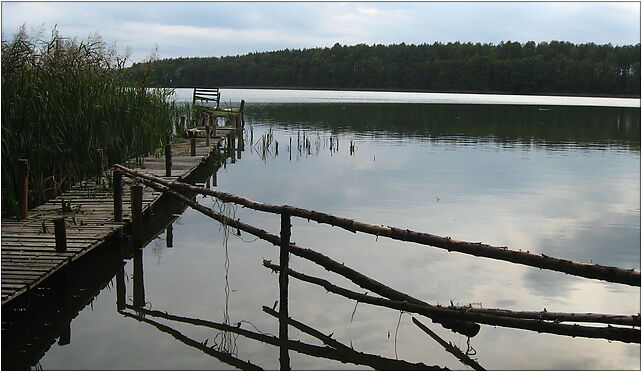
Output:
top-left (1, 128), bottom-right (237, 305)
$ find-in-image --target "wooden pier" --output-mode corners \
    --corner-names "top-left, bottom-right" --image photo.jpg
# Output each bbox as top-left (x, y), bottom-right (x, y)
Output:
top-left (1, 125), bottom-right (241, 306)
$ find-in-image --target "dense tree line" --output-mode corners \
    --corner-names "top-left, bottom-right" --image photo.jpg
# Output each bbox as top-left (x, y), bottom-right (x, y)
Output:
top-left (129, 41), bottom-right (641, 96)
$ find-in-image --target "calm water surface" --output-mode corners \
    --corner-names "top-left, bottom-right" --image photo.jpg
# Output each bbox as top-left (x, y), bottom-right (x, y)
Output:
top-left (3, 90), bottom-right (640, 370)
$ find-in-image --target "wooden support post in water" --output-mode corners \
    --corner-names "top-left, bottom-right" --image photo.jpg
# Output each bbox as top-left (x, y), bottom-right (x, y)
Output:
top-left (54, 217), bottom-right (67, 253)
top-left (131, 184), bottom-right (143, 245)
top-left (18, 159), bottom-right (29, 220)
top-left (229, 131), bottom-right (236, 163)
top-left (165, 143), bottom-right (172, 177)
top-left (113, 169), bottom-right (123, 222)
top-left (236, 130), bottom-right (243, 159)
top-left (240, 100), bottom-right (245, 128)
top-left (133, 248), bottom-right (146, 309)
top-left (191, 138), bottom-right (196, 156)
top-left (279, 213), bottom-right (291, 370)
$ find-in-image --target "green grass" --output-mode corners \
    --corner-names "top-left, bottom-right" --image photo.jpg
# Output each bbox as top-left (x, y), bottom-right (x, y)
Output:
top-left (1, 26), bottom-right (190, 218)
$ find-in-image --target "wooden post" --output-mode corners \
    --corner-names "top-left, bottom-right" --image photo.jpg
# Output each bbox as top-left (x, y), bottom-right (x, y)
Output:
top-left (239, 99), bottom-right (245, 128)
top-left (230, 129), bottom-right (236, 163)
top-left (97, 148), bottom-right (104, 185)
top-left (279, 213), bottom-right (291, 370)
top-left (131, 184), bottom-right (143, 245)
top-left (190, 138), bottom-right (196, 156)
top-left (165, 143), bottom-right (172, 177)
top-left (236, 130), bottom-right (242, 159)
top-left (113, 169), bottom-right (123, 222)
top-left (54, 217), bottom-right (67, 253)
top-left (18, 159), bottom-right (29, 220)
top-left (180, 115), bottom-right (186, 130)
top-left (205, 124), bottom-right (211, 147)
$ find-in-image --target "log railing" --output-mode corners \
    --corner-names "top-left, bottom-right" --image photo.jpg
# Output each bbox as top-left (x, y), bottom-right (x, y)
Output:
top-left (114, 164), bottom-right (640, 286)
top-left (114, 164), bottom-right (641, 347)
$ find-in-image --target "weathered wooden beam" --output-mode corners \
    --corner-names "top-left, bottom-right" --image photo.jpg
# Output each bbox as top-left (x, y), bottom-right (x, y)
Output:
top-left (130, 184), bottom-right (143, 244)
top-left (113, 165), bottom-right (640, 287)
top-left (280, 213), bottom-right (291, 371)
top-left (165, 143), bottom-right (172, 177)
top-left (53, 217), bottom-right (67, 253)
top-left (113, 169), bottom-right (123, 222)
top-left (263, 261), bottom-right (640, 344)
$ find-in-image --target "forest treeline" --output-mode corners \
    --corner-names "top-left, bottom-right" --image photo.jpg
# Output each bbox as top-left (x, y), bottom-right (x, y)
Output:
top-left (129, 41), bottom-right (641, 97)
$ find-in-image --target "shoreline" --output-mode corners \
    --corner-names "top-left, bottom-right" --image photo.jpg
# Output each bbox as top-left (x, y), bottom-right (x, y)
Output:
top-left (170, 85), bottom-right (641, 100)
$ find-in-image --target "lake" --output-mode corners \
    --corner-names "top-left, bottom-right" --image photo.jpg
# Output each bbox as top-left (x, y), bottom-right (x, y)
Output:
top-left (3, 89), bottom-right (640, 370)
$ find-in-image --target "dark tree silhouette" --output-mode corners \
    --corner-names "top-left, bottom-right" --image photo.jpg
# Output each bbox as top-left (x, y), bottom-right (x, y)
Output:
top-left (127, 41), bottom-right (640, 97)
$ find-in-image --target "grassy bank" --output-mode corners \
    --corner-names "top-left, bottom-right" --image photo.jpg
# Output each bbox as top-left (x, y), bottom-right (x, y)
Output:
top-left (1, 27), bottom-right (188, 218)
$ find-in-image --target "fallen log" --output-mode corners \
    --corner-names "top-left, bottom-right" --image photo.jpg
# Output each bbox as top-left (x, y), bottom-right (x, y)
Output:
top-left (130, 175), bottom-right (640, 331)
top-left (114, 165), bottom-right (640, 286)
top-left (262, 260), bottom-right (641, 344)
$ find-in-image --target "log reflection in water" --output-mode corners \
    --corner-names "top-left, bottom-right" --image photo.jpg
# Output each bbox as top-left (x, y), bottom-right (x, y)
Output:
top-left (132, 248), bottom-right (145, 310)
top-left (123, 306), bottom-right (446, 370)
top-left (262, 306), bottom-right (352, 353)
top-left (119, 310), bottom-right (263, 370)
top-left (412, 317), bottom-right (485, 371)
top-left (166, 223), bottom-right (174, 248)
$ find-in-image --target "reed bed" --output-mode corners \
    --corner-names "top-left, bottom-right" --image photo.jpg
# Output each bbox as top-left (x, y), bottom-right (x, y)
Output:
top-left (1, 26), bottom-right (187, 217)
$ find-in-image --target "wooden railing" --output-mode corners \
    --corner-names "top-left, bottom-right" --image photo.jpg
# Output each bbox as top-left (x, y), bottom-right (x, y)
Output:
top-left (113, 163), bottom-right (641, 353)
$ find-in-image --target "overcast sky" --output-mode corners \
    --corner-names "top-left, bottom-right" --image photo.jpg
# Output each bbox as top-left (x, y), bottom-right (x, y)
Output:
top-left (2, 1), bottom-right (640, 64)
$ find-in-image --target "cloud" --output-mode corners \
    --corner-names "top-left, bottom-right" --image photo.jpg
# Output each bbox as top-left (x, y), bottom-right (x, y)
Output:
top-left (1, 2), bottom-right (639, 64)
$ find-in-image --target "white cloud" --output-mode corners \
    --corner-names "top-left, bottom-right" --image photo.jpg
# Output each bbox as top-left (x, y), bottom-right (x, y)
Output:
top-left (2, 2), bottom-right (639, 63)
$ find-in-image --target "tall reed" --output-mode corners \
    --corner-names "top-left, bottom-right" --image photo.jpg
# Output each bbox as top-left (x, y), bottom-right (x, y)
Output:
top-left (1, 26), bottom-right (184, 217)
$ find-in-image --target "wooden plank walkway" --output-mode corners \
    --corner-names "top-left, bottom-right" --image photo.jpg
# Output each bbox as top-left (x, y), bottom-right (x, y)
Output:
top-left (1, 127), bottom-right (237, 305)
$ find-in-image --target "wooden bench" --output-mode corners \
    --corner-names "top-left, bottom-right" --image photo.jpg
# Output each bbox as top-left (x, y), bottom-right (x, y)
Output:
top-left (192, 87), bottom-right (221, 110)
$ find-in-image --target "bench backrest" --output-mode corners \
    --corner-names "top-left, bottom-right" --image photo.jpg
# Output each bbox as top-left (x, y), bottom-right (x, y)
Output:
top-left (193, 88), bottom-right (221, 109)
